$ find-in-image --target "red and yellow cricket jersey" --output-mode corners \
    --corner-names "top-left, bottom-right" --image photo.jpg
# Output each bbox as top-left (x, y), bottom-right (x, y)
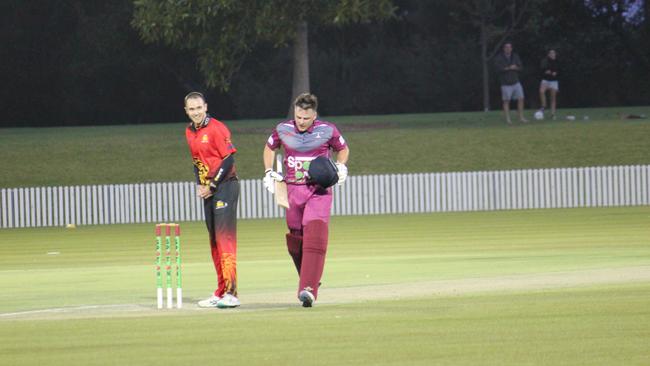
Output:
top-left (185, 116), bottom-right (237, 185)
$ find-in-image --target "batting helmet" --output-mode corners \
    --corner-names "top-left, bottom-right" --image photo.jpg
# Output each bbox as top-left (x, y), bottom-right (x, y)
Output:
top-left (307, 156), bottom-right (339, 188)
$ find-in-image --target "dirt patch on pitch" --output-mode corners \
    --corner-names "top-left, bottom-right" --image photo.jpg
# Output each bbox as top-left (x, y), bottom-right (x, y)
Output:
top-left (3, 266), bottom-right (649, 321)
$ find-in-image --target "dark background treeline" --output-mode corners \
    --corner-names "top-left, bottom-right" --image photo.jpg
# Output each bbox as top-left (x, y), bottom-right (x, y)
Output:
top-left (1, 0), bottom-right (648, 127)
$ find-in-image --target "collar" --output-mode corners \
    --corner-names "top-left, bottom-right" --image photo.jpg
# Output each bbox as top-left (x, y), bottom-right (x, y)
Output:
top-left (293, 119), bottom-right (317, 134)
top-left (190, 114), bottom-right (211, 132)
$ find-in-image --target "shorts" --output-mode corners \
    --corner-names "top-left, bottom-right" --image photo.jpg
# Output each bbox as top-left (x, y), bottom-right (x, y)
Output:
top-left (540, 80), bottom-right (559, 91)
top-left (501, 82), bottom-right (524, 101)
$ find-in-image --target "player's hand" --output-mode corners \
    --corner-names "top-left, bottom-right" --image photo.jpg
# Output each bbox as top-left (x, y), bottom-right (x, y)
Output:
top-left (335, 163), bottom-right (348, 185)
top-left (263, 169), bottom-right (283, 194)
top-left (197, 185), bottom-right (213, 199)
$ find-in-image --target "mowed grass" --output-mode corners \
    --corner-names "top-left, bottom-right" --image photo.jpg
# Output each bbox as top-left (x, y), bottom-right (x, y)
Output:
top-left (3, 285), bottom-right (648, 365)
top-left (1, 207), bottom-right (649, 365)
top-left (1, 106), bottom-right (649, 188)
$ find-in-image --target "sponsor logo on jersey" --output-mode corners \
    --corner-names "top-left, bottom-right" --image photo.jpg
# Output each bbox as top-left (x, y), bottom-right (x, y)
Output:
top-left (201, 134), bottom-right (209, 143)
top-left (288, 156), bottom-right (317, 182)
top-left (287, 156), bottom-right (315, 170)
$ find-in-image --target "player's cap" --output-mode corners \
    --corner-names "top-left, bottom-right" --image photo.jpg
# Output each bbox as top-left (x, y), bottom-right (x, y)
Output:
top-left (307, 156), bottom-right (339, 188)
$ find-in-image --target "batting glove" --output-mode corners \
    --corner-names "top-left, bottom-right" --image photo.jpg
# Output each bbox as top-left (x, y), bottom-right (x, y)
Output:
top-left (335, 163), bottom-right (348, 185)
top-left (263, 169), bottom-right (283, 194)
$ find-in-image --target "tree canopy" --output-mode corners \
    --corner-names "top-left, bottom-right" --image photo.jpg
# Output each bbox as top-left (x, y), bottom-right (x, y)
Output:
top-left (0, 0), bottom-right (648, 126)
top-left (132, 0), bottom-right (396, 90)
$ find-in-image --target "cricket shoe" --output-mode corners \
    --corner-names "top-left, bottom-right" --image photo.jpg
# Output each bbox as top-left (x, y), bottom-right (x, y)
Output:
top-left (299, 288), bottom-right (315, 308)
top-left (217, 293), bottom-right (241, 308)
top-left (197, 295), bottom-right (221, 308)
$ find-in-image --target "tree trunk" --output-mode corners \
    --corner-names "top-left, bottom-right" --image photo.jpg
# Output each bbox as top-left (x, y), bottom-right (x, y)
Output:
top-left (480, 15), bottom-right (490, 112)
top-left (641, 0), bottom-right (650, 57)
top-left (288, 21), bottom-right (310, 118)
top-left (646, 0), bottom-right (650, 32)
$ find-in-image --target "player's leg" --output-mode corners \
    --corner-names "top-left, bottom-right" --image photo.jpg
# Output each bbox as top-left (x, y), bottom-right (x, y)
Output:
top-left (515, 83), bottom-right (527, 122)
top-left (539, 81), bottom-right (548, 110)
top-left (517, 97), bottom-right (527, 122)
top-left (212, 244), bottom-right (225, 296)
top-left (299, 186), bottom-right (333, 306)
top-left (286, 231), bottom-right (303, 274)
top-left (198, 196), bottom-right (223, 307)
top-left (212, 179), bottom-right (240, 308)
top-left (501, 85), bottom-right (512, 124)
top-left (550, 87), bottom-right (558, 117)
top-left (285, 184), bottom-right (307, 274)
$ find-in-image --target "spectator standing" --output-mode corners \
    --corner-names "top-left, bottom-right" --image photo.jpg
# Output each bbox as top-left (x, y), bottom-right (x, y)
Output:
top-left (494, 42), bottom-right (528, 124)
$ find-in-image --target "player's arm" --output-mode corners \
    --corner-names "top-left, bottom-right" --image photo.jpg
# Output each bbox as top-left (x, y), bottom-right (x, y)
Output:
top-left (193, 164), bottom-right (213, 199)
top-left (334, 147), bottom-right (349, 184)
top-left (206, 123), bottom-right (238, 192)
top-left (208, 154), bottom-right (235, 192)
top-left (328, 127), bottom-right (349, 184)
top-left (263, 144), bottom-right (283, 184)
top-left (335, 146), bottom-right (349, 165)
top-left (263, 145), bottom-right (276, 171)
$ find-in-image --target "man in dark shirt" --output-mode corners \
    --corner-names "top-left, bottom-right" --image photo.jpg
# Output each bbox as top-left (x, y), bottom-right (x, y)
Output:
top-left (538, 49), bottom-right (559, 120)
top-left (494, 42), bottom-right (528, 124)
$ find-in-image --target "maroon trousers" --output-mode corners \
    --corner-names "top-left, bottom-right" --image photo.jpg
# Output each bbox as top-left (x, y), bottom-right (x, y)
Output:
top-left (285, 184), bottom-right (332, 299)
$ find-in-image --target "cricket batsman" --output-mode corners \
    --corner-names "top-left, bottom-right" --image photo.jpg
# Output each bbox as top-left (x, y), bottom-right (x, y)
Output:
top-left (184, 92), bottom-right (240, 308)
top-left (262, 93), bottom-right (349, 307)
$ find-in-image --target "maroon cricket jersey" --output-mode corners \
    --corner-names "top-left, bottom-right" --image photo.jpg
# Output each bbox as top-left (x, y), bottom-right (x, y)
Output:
top-left (266, 120), bottom-right (347, 184)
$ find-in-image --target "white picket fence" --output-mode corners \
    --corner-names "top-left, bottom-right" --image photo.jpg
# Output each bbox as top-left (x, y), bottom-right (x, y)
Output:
top-left (1, 165), bottom-right (649, 228)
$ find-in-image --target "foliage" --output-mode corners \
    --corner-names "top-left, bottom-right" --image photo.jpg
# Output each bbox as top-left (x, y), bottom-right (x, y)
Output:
top-left (131, 0), bottom-right (395, 90)
top-left (0, 0), bottom-right (648, 126)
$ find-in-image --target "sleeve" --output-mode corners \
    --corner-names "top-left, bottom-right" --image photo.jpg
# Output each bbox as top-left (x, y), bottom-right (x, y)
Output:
top-left (209, 154), bottom-right (234, 191)
top-left (266, 127), bottom-right (281, 150)
top-left (328, 125), bottom-right (347, 152)
top-left (515, 54), bottom-right (523, 70)
top-left (212, 123), bottom-right (237, 158)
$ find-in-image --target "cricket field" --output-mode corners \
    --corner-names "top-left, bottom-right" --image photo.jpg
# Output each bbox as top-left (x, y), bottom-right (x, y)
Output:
top-left (1, 207), bottom-right (649, 365)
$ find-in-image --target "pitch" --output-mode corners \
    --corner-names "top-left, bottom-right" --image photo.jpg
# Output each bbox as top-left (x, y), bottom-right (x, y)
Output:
top-left (1, 207), bottom-right (649, 365)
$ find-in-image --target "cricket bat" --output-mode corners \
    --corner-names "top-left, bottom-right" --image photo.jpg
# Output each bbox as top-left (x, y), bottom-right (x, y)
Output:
top-left (274, 154), bottom-right (289, 208)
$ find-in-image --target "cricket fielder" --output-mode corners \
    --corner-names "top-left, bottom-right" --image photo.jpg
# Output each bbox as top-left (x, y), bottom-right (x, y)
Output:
top-left (184, 92), bottom-right (240, 308)
top-left (263, 93), bottom-right (349, 307)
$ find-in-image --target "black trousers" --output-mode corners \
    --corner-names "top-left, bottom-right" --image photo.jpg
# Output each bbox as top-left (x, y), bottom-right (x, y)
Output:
top-left (202, 178), bottom-right (239, 296)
